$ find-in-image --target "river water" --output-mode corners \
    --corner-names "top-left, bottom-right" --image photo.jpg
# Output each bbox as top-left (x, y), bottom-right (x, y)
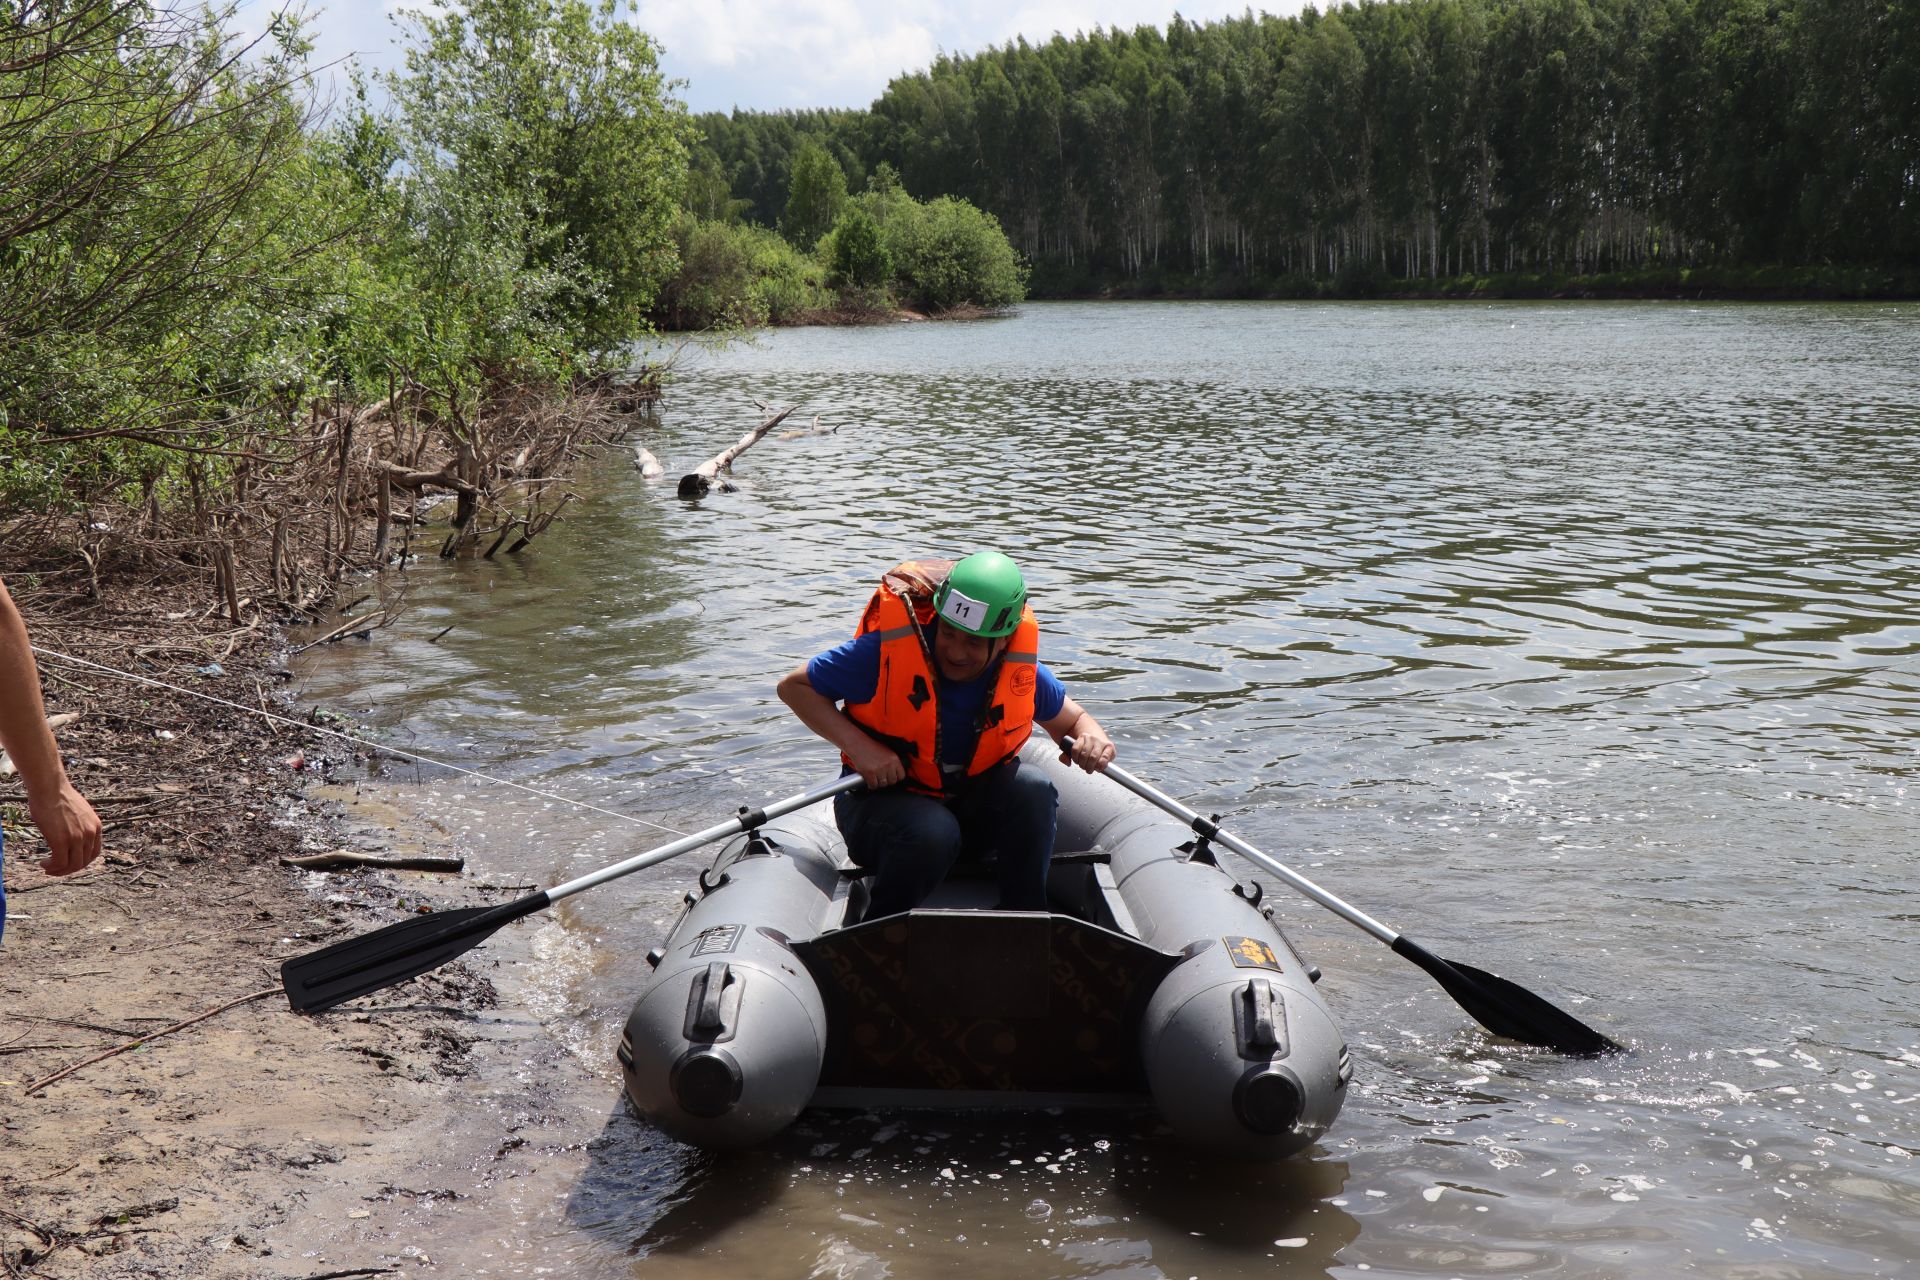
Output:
top-left (294, 301), bottom-right (1919, 1278)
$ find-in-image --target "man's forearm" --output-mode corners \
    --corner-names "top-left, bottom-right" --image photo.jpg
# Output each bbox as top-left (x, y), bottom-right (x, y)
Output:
top-left (1040, 696), bottom-right (1116, 772)
top-left (778, 667), bottom-right (909, 788)
top-left (778, 671), bottom-right (871, 757)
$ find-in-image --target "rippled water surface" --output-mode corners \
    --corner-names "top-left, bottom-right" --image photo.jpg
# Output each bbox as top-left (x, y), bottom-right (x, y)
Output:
top-left (296, 302), bottom-right (1919, 1278)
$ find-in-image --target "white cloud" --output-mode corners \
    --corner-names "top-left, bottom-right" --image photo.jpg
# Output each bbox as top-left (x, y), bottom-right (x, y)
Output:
top-left (638, 0), bottom-right (943, 110)
top-left (650, 0), bottom-right (1314, 112)
top-left (233, 0), bottom-right (1311, 116)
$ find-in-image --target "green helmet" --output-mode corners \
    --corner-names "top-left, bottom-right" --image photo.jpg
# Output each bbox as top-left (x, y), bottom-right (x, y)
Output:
top-left (933, 551), bottom-right (1028, 638)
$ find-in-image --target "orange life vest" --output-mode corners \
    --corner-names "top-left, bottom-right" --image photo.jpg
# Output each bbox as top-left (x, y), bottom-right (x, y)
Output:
top-left (842, 559), bottom-right (1040, 795)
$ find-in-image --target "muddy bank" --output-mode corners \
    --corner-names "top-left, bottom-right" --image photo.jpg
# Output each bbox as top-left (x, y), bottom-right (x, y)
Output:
top-left (0, 588), bottom-right (608, 1277)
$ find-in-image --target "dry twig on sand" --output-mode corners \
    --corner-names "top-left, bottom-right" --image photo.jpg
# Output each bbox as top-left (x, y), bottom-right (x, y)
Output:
top-left (23, 987), bottom-right (280, 1095)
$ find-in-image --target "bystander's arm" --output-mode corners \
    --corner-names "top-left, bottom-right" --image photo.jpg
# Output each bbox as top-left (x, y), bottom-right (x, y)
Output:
top-left (0, 576), bottom-right (102, 876)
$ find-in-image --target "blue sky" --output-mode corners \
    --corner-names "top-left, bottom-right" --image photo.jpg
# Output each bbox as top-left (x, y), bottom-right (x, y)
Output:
top-left (239, 1), bottom-right (1307, 116)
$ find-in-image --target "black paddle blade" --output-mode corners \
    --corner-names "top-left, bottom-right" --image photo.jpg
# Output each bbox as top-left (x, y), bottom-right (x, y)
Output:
top-left (281, 893), bottom-right (549, 1014)
top-left (1392, 936), bottom-right (1623, 1056)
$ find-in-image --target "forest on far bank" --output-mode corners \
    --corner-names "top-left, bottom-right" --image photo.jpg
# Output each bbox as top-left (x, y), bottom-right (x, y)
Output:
top-left (690, 0), bottom-right (1920, 297)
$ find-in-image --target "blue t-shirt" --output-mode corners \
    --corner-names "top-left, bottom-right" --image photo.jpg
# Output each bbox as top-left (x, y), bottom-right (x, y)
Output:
top-left (808, 631), bottom-right (1067, 770)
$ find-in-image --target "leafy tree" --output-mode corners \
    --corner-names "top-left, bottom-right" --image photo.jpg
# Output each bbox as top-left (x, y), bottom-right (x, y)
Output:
top-left (0, 1), bottom-right (357, 509)
top-left (684, 150), bottom-right (748, 222)
top-left (784, 142), bottom-right (848, 248)
top-left (384, 0), bottom-right (689, 358)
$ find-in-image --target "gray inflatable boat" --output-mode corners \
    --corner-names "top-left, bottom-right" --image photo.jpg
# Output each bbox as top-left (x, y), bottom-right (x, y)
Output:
top-left (619, 742), bottom-right (1351, 1158)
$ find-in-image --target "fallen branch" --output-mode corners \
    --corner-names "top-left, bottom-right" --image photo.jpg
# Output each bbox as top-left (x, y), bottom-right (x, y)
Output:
top-left (8, 1013), bottom-right (145, 1037)
top-left (376, 459), bottom-right (477, 496)
top-left (506, 492), bottom-right (574, 553)
top-left (7, 869), bottom-right (114, 895)
top-left (290, 611), bottom-right (384, 655)
top-left (23, 987), bottom-right (280, 1094)
top-left (280, 851), bottom-right (465, 873)
top-left (677, 406), bottom-right (795, 498)
top-left (1, 1043), bottom-right (90, 1055)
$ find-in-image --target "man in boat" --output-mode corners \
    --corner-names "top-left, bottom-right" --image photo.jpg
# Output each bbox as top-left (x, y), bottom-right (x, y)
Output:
top-left (0, 573), bottom-right (103, 944)
top-left (777, 551), bottom-right (1116, 918)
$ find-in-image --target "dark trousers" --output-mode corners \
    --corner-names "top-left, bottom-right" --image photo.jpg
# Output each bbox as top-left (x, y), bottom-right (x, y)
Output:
top-left (833, 762), bottom-right (1058, 917)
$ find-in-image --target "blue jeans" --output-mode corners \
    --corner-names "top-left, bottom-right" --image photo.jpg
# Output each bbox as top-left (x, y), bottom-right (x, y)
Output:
top-left (834, 761), bottom-right (1058, 917)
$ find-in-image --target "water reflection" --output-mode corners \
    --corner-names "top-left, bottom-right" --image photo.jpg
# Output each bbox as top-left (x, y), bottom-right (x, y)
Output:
top-left (565, 1103), bottom-right (1360, 1278)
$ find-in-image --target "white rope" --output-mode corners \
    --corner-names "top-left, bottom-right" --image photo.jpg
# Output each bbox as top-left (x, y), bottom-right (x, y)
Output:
top-left (30, 645), bottom-right (690, 838)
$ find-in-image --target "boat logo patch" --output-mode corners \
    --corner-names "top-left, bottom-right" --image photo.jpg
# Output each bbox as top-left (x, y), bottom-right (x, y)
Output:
top-left (1225, 936), bottom-right (1282, 971)
top-left (691, 924), bottom-right (743, 957)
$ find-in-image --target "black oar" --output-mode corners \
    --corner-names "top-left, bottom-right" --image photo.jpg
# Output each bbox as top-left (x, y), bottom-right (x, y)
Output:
top-left (282, 773), bottom-right (864, 1013)
top-left (1069, 741), bottom-right (1621, 1055)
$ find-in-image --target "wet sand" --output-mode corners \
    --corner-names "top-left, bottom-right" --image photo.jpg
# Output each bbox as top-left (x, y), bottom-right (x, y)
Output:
top-left (1, 596), bottom-right (533, 1277)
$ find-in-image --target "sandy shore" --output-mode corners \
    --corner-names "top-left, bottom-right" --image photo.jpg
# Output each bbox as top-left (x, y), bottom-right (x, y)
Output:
top-left (0, 589), bottom-right (583, 1277)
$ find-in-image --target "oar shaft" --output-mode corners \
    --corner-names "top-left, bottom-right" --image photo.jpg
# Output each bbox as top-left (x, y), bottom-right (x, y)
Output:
top-left (1079, 747), bottom-right (1400, 947)
top-left (546, 773), bottom-right (864, 903)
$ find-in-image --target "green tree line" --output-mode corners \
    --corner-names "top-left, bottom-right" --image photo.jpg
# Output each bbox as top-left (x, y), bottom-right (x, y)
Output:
top-left (692, 0), bottom-right (1920, 293)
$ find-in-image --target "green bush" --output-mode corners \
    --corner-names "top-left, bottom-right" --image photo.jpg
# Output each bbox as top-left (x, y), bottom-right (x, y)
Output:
top-left (653, 177), bottom-right (1025, 324)
top-left (883, 196), bottom-right (1026, 311)
top-left (746, 224), bottom-right (833, 322)
top-left (826, 207), bottom-right (892, 292)
top-left (654, 216), bottom-right (829, 330)
top-left (383, 0), bottom-right (689, 360)
top-left (0, 5), bottom-right (367, 514)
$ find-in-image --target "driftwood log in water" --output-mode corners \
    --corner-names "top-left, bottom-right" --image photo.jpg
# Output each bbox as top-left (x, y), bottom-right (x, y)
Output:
top-left (678, 406), bottom-right (796, 498)
top-left (634, 446), bottom-right (665, 479)
top-left (289, 609), bottom-right (392, 654)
